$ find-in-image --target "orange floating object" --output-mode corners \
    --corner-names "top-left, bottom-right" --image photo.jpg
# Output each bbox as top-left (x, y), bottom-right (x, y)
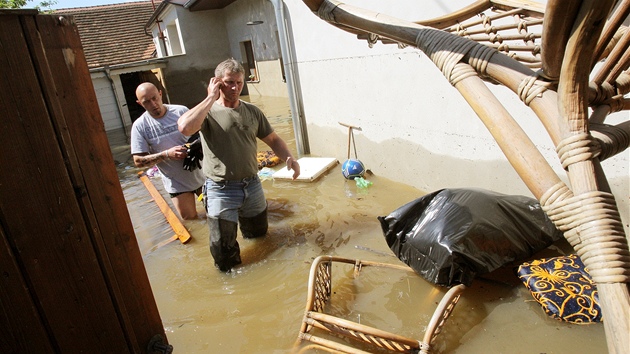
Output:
top-left (137, 171), bottom-right (191, 245)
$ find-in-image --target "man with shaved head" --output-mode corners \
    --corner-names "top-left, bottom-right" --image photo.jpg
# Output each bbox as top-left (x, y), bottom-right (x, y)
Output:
top-left (130, 82), bottom-right (205, 220)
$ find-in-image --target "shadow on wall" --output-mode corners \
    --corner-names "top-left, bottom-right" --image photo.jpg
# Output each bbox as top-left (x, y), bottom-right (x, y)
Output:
top-left (164, 67), bottom-right (215, 108)
top-left (163, 67), bottom-right (250, 108)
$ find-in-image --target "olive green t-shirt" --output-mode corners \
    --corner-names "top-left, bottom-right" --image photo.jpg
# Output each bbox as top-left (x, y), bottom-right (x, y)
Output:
top-left (200, 100), bottom-right (274, 181)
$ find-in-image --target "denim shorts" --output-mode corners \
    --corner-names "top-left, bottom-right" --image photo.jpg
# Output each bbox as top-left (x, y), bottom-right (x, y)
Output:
top-left (203, 175), bottom-right (267, 223)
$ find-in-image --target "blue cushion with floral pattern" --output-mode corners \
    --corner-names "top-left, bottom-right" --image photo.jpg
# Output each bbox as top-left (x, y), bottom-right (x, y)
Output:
top-left (517, 254), bottom-right (601, 323)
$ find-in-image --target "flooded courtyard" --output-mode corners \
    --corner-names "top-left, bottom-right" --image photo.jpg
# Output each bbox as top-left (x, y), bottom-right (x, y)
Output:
top-left (111, 96), bottom-right (607, 353)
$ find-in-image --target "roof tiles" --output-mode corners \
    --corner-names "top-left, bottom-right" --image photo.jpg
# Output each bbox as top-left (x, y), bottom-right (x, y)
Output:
top-left (56, 1), bottom-right (162, 69)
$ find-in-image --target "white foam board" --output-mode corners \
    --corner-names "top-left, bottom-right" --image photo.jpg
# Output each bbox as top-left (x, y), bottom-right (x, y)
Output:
top-left (272, 157), bottom-right (338, 182)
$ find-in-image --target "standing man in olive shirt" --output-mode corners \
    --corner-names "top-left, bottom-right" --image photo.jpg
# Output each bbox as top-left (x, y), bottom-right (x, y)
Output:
top-left (178, 59), bottom-right (300, 272)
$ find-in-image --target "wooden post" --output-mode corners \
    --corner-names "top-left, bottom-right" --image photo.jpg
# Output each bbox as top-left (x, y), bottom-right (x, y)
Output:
top-left (339, 122), bottom-right (362, 160)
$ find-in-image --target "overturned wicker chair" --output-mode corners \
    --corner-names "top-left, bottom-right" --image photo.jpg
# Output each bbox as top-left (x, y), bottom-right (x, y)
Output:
top-left (295, 256), bottom-right (466, 354)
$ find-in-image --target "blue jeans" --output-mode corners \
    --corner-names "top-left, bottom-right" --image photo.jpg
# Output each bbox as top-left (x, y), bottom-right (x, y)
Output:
top-left (203, 175), bottom-right (267, 271)
top-left (203, 175), bottom-right (267, 222)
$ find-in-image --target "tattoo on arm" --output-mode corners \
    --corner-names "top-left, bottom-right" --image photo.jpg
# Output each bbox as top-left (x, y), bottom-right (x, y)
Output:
top-left (134, 151), bottom-right (167, 168)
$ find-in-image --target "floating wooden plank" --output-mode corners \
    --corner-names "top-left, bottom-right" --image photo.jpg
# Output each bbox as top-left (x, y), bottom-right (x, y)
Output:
top-left (138, 172), bottom-right (192, 244)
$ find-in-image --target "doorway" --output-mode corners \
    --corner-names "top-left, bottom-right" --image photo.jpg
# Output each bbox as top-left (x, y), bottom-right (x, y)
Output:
top-left (240, 40), bottom-right (258, 82)
top-left (120, 71), bottom-right (168, 123)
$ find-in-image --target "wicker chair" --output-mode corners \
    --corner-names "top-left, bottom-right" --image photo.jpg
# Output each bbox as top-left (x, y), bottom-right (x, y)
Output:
top-left (296, 256), bottom-right (466, 354)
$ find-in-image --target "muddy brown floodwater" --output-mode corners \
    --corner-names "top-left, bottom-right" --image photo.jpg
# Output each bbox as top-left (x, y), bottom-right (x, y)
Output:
top-left (110, 96), bottom-right (606, 353)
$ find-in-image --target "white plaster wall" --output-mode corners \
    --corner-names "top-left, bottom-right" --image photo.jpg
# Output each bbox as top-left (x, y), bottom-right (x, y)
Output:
top-left (111, 74), bottom-right (133, 132)
top-left (224, 0), bottom-right (280, 62)
top-left (222, 0), bottom-right (289, 98)
top-left (172, 7), bottom-right (231, 70)
top-left (247, 59), bottom-right (288, 97)
top-left (91, 74), bottom-right (122, 132)
top-left (155, 6), bottom-right (232, 107)
top-left (283, 0), bottom-right (629, 228)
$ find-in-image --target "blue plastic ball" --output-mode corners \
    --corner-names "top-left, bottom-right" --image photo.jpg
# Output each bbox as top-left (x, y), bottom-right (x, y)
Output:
top-left (341, 159), bottom-right (365, 180)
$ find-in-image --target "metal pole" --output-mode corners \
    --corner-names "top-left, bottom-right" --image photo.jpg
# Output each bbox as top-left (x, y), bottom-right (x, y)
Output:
top-left (270, 0), bottom-right (310, 155)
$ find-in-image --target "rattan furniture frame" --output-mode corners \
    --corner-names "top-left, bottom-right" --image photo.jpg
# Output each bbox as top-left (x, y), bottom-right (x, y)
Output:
top-left (300, 1), bottom-right (630, 352)
top-left (295, 256), bottom-right (466, 354)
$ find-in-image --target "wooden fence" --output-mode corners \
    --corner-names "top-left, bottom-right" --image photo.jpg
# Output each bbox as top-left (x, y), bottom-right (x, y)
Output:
top-left (0, 10), bottom-right (168, 353)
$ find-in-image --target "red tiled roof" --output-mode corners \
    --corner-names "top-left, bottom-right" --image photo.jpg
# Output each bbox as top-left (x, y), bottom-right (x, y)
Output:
top-left (56, 1), bottom-right (162, 69)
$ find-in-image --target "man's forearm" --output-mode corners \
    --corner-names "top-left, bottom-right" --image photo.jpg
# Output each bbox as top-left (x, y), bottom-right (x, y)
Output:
top-left (178, 96), bottom-right (215, 135)
top-left (134, 150), bottom-right (169, 168)
top-left (262, 132), bottom-right (293, 161)
top-left (272, 141), bottom-right (295, 162)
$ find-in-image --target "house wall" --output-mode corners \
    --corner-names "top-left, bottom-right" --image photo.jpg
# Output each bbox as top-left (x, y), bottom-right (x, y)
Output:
top-left (223, 0), bottom-right (288, 98)
top-left (160, 6), bottom-right (232, 108)
top-left (150, 1), bottom-right (289, 103)
top-left (244, 59), bottom-right (288, 97)
top-left (91, 74), bottom-right (123, 132)
top-left (223, 0), bottom-right (279, 62)
top-left (282, 0), bottom-right (629, 229)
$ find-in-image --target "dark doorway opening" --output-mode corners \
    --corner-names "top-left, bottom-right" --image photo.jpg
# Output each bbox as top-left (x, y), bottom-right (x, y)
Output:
top-left (120, 71), bottom-right (168, 123)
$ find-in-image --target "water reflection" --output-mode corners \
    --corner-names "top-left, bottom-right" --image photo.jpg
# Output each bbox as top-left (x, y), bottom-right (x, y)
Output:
top-left (111, 95), bottom-right (606, 353)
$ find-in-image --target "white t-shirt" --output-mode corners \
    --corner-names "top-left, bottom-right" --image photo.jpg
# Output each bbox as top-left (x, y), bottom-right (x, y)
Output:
top-left (130, 104), bottom-right (205, 194)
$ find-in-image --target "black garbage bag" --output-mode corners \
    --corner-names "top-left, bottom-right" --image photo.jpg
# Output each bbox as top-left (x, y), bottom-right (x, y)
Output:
top-left (378, 188), bottom-right (564, 287)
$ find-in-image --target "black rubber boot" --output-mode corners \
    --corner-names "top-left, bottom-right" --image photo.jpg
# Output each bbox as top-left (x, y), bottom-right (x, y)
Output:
top-left (208, 217), bottom-right (241, 272)
top-left (239, 207), bottom-right (268, 239)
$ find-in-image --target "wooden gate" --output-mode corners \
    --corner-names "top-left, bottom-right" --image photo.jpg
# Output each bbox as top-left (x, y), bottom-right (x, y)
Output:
top-left (0, 10), bottom-right (169, 353)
